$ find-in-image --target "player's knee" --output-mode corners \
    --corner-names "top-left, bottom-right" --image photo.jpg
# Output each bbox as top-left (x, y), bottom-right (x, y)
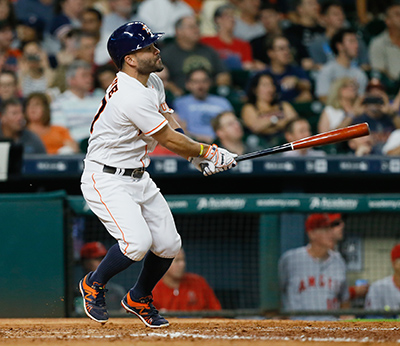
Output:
top-left (153, 233), bottom-right (181, 258)
top-left (122, 235), bottom-right (153, 261)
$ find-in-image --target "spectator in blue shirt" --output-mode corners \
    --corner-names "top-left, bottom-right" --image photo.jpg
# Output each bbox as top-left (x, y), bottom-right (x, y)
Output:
top-left (250, 34), bottom-right (313, 103)
top-left (352, 94), bottom-right (399, 154)
top-left (173, 67), bottom-right (234, 143)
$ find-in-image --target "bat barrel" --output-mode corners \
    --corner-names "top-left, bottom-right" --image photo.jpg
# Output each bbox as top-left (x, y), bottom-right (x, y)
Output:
top-left (292, 123), bottom-right (370, 150)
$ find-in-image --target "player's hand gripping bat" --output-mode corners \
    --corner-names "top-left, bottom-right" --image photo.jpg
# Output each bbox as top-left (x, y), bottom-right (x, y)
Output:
top-left (200, 122), bottom-right (370, 173)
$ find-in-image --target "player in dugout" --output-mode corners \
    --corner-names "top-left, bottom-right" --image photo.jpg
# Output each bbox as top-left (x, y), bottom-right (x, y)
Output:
top-left (278, 213), bottom-right (350, 320)
top-left (365, 244), bottom-right (400, 315)
top-left (152, 248), bottom-right (222, 311)
top-left (78, 21), bottom-right (237, 328)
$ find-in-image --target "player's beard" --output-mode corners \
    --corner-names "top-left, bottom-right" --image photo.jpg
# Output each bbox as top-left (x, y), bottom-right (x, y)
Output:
top-left (136, 56), bottom-right (164, 74)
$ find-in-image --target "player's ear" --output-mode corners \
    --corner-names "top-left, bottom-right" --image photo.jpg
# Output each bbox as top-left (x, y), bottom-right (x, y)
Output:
top-left (124, 54), bottom-right (136, 67)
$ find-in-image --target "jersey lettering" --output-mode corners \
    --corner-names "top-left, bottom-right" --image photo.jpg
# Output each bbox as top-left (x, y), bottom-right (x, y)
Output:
top-left (308, 276), bottom-right (316, 287)
top-left (298, 280), bottom-right (306, 293)
top-left (90, 97), bottom-right (107, 134)
top-left (319, 275), bottom-right (325, 287)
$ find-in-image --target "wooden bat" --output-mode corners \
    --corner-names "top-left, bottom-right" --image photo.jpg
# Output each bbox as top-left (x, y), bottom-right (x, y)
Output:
top-left (235, 122), bottom-right (370, 162)
top-left (200, 123), bottom-right (370, 173)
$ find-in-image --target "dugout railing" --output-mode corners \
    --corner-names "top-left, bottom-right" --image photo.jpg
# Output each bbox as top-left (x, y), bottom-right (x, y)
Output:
top-left (66, 193), bottom-right (400, 319)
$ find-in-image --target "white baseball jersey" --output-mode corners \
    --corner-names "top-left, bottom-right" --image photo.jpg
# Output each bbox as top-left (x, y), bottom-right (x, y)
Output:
top-left (80, 70), bottom-right (181, 261)
top-left (279, 245), bottom-right (349, 318)
top-left (365, 276), bottom-right (400, 311)
top-left (86, 71), bottom-right (173, 168)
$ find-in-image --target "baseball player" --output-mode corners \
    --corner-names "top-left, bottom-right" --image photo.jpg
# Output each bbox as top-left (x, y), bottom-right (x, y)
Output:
top-left (365, 244), bottom-right (400, 313)
top-left (79, 21), bottom-right (237, 328)
top-left (278, 213), bottom-right (350, 320)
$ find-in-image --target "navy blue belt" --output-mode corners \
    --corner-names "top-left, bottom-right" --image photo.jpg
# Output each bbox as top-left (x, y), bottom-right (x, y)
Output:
top-left (103, 165), bottom-right (145, 179)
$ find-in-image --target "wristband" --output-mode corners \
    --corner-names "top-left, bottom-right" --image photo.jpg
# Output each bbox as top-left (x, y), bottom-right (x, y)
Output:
top-left (175, 127), bottom-right (185, 134)
top-left (198, 144), bottom-right (204, 157)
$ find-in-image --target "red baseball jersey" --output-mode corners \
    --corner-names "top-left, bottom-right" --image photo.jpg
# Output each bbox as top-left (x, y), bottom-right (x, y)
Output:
top-left (152, 273), bottom-right (222, 311)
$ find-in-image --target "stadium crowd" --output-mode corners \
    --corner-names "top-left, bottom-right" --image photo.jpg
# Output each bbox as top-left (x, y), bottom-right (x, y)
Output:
top-left (1, 0), bottom-right (400, 157)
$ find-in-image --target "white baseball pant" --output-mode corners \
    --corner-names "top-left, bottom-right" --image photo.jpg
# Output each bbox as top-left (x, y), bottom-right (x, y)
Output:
top-left (81, 160), bottom-right (182, 261)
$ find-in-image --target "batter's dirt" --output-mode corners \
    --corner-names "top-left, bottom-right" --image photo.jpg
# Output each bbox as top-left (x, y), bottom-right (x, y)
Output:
top-left (0, 318), bottom-right (399, 346)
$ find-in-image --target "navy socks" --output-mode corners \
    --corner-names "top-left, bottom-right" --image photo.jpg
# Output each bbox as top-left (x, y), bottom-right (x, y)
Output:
top-left (129, 251), bottom-right (173, 300)
top-left (89, 243), bottom-right (134, 285)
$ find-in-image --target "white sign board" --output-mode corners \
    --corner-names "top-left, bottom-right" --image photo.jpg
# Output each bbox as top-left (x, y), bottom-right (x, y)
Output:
top-left (0, 142), bottom-right (11, 181)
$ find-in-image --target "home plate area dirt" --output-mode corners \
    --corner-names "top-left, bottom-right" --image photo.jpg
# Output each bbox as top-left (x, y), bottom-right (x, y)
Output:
top-left (1, 318), bottom-right (400, 346)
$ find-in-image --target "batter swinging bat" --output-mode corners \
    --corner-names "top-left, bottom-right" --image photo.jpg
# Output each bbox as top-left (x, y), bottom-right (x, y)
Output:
top-left (235, 122), bottom-right (370, 162)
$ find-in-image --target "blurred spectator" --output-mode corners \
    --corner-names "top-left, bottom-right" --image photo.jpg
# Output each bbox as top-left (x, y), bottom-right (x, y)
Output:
top-left (382, 129), bottom-right (400, 155)
top-left (94, 63), bottom-right (117, 91)
top-left (201, 4), bottom-right (258, 71)
top-left (14, 0), bottom-right (55, 33)
top-left (15, 15), bottom-right (46, 48)
top-left (24, 92), bottom-right (79, 154)
top-left (161, 16), bottom-right (231, 96)
top-left (352, 94), bottom-right (399, 154)
top-left (365, 244), bottom-right (400, 313)
top-left (233, 0), bottom-right (266, 42)
top-left (282, 117), bottom-right (326, 157)
top-left (257, 34), bottom-right (312, 103)
top-left (135, 0), bottom-right (194, 40)
top-left (173, 67), bottom-right (234, 143)
top-left (348, 135), bottom-right (373, 156)
top-left (51, 29), bottom-right (98, 94)
top-left (318, 77), bottom-right (364, 133)
top-left (366, 78), bottom-right (399, 117)
top-left (356, 0), bottom-right (391, 27)
top-left (81, 7), bottom-right (102, 43)
top-left (241, 71), bottom-right (298, 147)
top-left (250, 3), bottom-right (283, 68)
top-left (0, 97), bottom-right (46, 154)
top-left (0, 0), bottom-right (16, 25)
top-left (368, 3), bottom-right (400, 82)
top-left (50, 60), bottom-right (103, 145)
top-left (76, 242), bottom-right (126, 314)
top-left (152, 248), bottom-right (222, 312)
top-left (0, 70), bottom-right (22, 108)
top-left (94, 0), bottom-right (134, 65)
top-left (0, 20), bottom-right (21, 73)
top-left (75, 32), bottom-right (97, 66)
top-left (211, 110), bottom-right (263, 155)
top-left (199, 0), bottom-right (228, 36)
top-left (49, 0), bottom-right (84, 41)
top-left (315, 28), bottom-right (368, 104)
top-left (308, 1), bottom-right (369, 70)
top-left (278, 213), bottom-right (350, 320)
top-left (18, 41), bottom-right (54, 97)
top-left (283, 0), bottom-right (324, 70)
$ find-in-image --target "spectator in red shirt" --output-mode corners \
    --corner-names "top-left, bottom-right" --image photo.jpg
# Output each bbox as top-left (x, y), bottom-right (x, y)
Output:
top-left (201, 4), bottom-right (259, 71)
top-left (152, 248), bottom-right (222, 311)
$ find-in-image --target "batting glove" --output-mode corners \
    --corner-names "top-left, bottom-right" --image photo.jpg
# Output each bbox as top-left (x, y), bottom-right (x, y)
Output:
top-left (203, 144), bottom-right (238, 174)
top-left (188, 157), bottom-right (216, 176)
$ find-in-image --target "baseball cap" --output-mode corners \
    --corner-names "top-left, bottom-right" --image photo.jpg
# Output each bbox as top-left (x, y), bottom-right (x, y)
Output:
top-left (305, 213), bottom-right (335, 232)
top-left (19, 15), bottom-right (45, 33)
top-left (391, 244), bottom-right (400, 262)
top-left (327, 213), bottom-right (342, 226)
top-left (80, 241), bottom-right (107, 259)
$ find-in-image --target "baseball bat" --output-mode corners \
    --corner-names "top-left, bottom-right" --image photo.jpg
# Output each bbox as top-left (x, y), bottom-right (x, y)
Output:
top-left (200, 123), bottom-right (370, 173)
top-left (235, 122), bottom-right (370, 162)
